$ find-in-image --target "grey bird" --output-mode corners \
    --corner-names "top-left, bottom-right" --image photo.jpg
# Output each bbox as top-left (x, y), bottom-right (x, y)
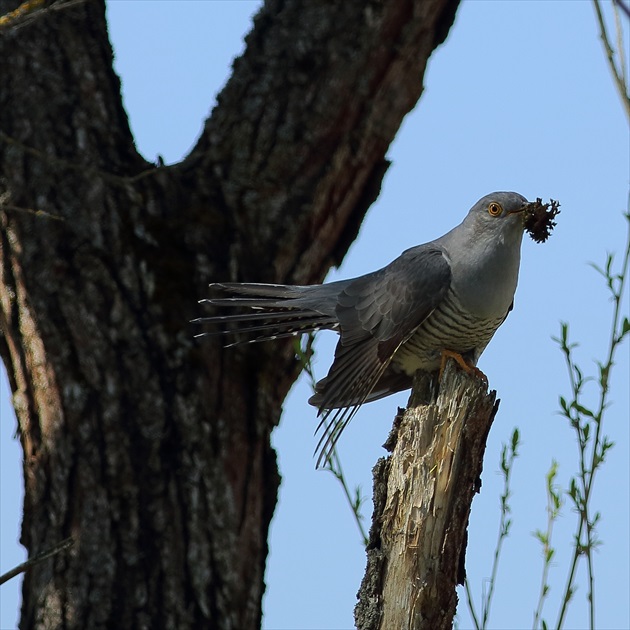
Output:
top-left (196, 191), bottom-right (530, 467)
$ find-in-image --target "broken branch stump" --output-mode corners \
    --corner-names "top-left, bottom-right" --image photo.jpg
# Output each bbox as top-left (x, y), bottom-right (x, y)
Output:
top-left (355, 362), bottom-right (499, 630)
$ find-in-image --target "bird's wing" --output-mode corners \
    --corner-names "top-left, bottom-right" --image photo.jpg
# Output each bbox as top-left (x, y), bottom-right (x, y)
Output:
top-left (312, 245), bottom-right (451, 466)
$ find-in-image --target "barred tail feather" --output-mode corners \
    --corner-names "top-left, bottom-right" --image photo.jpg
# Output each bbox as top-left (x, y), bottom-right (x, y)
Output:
top-left (194, 282), bottom-right (338, 344)
top-left (207, 282), bottom-right (314, 300)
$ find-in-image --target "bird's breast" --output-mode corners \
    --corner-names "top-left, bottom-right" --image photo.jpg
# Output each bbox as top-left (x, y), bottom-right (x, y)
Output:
top-left (392, 290), bottom-right (507, 374)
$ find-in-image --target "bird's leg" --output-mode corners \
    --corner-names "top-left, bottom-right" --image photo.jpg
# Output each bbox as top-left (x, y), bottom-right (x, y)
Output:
top-left (439, 349), bottom-right (470, 377)
top-left (439, 349), bottom-right (488, 384)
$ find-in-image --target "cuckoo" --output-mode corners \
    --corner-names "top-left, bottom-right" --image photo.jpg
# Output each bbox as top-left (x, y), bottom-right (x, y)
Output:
top-left (196, 192), bottom-right (554, 466)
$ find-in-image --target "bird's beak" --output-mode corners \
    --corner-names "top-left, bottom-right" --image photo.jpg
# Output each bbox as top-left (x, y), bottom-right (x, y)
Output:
top-left (507, 203), bottom-right (529, 216)
top-left (508, 203), bottom-right (531, 229)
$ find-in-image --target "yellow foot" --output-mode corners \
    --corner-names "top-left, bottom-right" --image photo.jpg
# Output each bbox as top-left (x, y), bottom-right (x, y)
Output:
top-left (439, 349), bottom-right (488, 385)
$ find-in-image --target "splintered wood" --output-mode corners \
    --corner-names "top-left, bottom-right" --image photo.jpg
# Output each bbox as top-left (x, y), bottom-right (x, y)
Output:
top-left (356, 362), bottom-right (498, 630)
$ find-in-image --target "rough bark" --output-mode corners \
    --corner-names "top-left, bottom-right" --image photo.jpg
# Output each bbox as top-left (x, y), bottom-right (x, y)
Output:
top-left (0, 0), bottom-right (459, 628)
top-left (355, 364), bottom-right (499, 630)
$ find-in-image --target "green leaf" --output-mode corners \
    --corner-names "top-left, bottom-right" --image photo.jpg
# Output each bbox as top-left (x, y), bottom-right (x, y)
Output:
top-left (605, 252), bottom-right (614, 277)
top-left (552, 492), bottom-right (562, 512)
top-left (500, 444), bottom-right (508, 474)
top-left (588, 261), bottom-right (605, 278)
top-left (546, 460), bottom-right (559, 484)
top-left (575, 403), bottom-right (595, 418)
top-left (574, 403), bottom-right (594, 418)
top-left (560, 321), bottom-right (569, 344)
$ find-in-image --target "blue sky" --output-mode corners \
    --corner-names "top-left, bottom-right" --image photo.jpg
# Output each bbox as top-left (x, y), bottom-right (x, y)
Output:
top-left (1, 2), bottom-right (629, 629)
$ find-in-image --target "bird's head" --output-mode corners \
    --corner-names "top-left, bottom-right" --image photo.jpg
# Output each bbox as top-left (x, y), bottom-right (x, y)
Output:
top-left (464, 191), bottom-right (529, 245)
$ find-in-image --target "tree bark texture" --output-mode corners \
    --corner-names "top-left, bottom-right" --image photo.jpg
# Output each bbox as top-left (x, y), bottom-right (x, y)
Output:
top-left (0, 0), bottom-right (459, 628)
top-left (355, 364), bottom-right (499, 630)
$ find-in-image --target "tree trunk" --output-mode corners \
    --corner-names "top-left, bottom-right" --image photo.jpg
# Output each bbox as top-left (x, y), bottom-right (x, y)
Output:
top-left (355, 364), bottom-right (499, 630)
top-left (0, 0), bottom-right (459, 627)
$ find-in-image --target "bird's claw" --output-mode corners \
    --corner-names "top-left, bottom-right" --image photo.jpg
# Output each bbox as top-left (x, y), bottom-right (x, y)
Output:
top-left (439, 350), bottom-right (488, 385)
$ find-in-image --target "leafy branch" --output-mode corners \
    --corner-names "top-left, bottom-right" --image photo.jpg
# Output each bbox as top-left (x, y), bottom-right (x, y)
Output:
top-left (532, 461), bottom-right (563, 630)
top-left (592, 0), bottom-right (630, 121)
top-left (464, 427), bottom-right (520, 630)
top-left (552, 212), bottom-right (630, 629)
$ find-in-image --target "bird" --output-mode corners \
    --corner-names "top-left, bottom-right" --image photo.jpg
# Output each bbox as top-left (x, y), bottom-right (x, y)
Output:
top-left (195, 191), bottom-right (531, 467)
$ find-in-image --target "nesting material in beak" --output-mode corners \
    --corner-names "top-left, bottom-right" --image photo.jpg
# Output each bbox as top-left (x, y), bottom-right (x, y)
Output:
top-left (521, 198), bottom-right (561, 243)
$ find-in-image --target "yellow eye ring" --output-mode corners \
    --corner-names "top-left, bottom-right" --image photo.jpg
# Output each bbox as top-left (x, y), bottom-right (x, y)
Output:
top-left (488, 202), bottom-right (503, 217)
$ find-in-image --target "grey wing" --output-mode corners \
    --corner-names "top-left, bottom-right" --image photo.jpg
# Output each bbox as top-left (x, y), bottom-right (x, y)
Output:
top-left (312, 245), bottom-right (451, 467)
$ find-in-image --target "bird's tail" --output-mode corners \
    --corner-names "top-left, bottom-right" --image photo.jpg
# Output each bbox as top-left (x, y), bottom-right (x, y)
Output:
top-left (193, 282), bottom-right (338, 346)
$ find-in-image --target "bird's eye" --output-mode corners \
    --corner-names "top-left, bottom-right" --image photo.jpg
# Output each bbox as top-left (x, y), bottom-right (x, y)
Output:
top-left (488, 202), bottom-right (503, 217)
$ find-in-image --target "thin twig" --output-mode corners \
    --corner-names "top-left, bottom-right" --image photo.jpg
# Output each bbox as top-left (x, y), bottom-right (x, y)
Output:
top-left (464, 577), bottom-right (482, 630)
top-left (0, 537), bottom-right (74, 586)
top-left (1, 203), bottom-right (64, 221)
top-left (326, 445), bottom-right (369, 546)
top-left (0, 129), bottom-right (162, 186)
top-left (293, 335), bottom-right (369, 545)
top-left (613, 1), bottom-right (628, 89)
top-left (480, 431), bottom-right (519, 629)
top-left (592, 0), bottom-right (630, 121)
top-left (0, 0), bottom-right (86, 33)
top-left (613, 0), bottom-right (630, 20)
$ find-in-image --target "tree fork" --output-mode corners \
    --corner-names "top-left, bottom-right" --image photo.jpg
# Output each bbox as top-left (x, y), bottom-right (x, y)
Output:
top-left (356, 362), bottom-right (499, 630)
top-left (0, 0), bottom-right (461, 627)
